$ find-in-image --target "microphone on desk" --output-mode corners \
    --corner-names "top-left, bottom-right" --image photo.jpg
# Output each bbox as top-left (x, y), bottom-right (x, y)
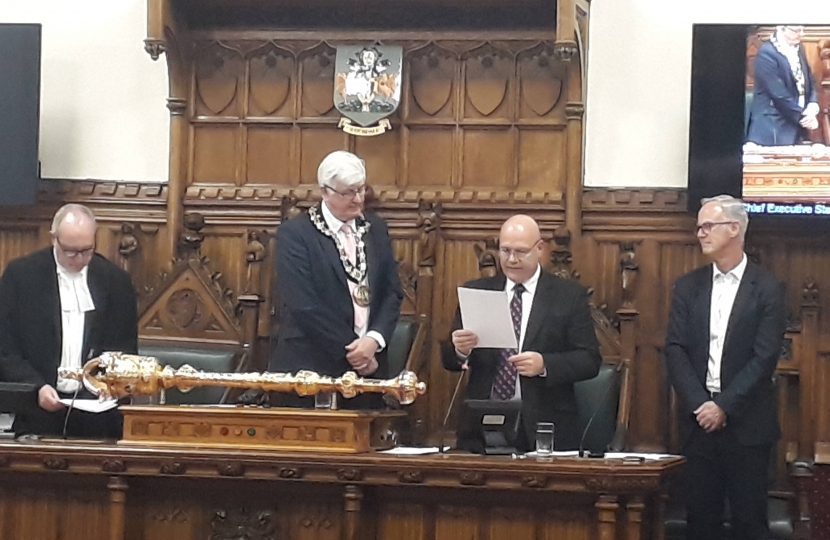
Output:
top-left (439, 358), bottom-right (469, 454)
top-left (577, 363), bottom-right (621, 458)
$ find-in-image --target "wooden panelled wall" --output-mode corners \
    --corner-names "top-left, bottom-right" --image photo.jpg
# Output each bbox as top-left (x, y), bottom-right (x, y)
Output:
top-left (1, 2), bottom-right (830, 466)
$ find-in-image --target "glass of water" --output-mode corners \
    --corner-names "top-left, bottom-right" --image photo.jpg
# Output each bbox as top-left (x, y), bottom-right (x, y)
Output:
top-left (314, 391), bottom-right (337, 410)
top-left (536, 422), bottom-right (555, 455)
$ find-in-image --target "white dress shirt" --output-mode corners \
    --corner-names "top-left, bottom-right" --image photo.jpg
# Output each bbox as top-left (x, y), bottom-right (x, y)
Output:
top-left (707, 254), bottom-right (747, 394)
top-left (500, 264), bottom-right (543, 399)
top-left (54, 250), bottom-right (96, 393)
top-left (320, 202), bottom-right (385, 351)
top-left (503, 265), bottom-right (541, 353)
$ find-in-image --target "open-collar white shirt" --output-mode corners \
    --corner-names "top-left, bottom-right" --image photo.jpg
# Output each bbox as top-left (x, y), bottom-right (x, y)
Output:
top-left (707, 254), bottom-right (748, 394)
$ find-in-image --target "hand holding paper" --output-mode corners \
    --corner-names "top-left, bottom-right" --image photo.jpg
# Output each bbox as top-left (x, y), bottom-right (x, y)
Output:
top-left (457, 287), bottom-right (518, 349)
top-left (451, 329), bottom-right (478, 356)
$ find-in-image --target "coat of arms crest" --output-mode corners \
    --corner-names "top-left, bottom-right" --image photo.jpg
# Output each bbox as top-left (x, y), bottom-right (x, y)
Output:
top-left (334, 45), bottom-right (403, 136)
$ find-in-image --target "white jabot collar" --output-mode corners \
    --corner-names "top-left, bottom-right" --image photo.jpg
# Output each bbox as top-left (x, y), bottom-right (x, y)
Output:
top-left (53, 248), bottom-right (95, 313)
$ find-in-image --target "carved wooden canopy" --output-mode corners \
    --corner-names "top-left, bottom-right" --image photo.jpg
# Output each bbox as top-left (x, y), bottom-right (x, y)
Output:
top-left (138, 253), bottom-right (241, 346)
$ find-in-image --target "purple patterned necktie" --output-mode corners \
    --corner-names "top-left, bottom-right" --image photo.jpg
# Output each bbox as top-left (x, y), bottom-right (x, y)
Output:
top-left (492, 283), bottom-right (525, 400)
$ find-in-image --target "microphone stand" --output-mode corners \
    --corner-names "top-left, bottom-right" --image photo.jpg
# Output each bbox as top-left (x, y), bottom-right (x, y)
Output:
top-left (62, 382), bottom-right (82, 439)
top-left (439, 360), bottom-right (469, 454)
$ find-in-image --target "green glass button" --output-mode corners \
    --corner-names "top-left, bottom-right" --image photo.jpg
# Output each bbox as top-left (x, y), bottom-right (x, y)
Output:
top-left (247, 428), bottom-right (256, 436)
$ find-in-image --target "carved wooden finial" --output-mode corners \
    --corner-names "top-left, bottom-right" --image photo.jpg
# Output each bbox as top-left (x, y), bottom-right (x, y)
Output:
top-left (416, 200), bottom-right (442, 269)
top-left (474, 238), bottom-right (500, 278)
top-left (554, 41), bottom-right (578, 63)
top-left (143, 39), bottom-right (166, 61)
top-left (802, 277), bottom-right (819, 308)
top-left (550, 225), bottom-right (578, 281)
top-left (179, 213), bottom-right (205, 254)
top-left (819, 39), bottom-right (830, 78)
top-left (397, 261), bottom-right (418, 308)
top-left (244, 229), bottom-right (268, 295)
top-left (280, 196), bottom-right (302, 223)
top-left (620, 242), bottom-right (639, 310)
top-left (745, 240), bottom-right (765, 266)
top-left (118, 222), bottom-right (140, 276)
top-left (118, 223), bottom-right (139, 258)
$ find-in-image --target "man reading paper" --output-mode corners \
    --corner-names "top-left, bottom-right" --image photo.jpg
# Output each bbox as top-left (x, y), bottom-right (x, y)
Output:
top-left (0, 204), bottom-right (137, 438)
top-left (441, 215), bottom-right (601, 451)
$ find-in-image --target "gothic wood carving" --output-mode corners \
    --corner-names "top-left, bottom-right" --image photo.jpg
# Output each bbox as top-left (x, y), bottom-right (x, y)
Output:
top-left (210, 508), bottom-right (277, 540)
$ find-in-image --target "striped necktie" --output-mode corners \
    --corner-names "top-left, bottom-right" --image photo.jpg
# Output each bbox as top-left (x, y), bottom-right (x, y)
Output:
top-left (492, 283), bottom-right (525, 400)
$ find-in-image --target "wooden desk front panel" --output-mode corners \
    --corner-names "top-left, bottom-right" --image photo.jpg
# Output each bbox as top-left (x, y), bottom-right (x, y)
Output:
top-left (0, 442), bottom-right (682, 540)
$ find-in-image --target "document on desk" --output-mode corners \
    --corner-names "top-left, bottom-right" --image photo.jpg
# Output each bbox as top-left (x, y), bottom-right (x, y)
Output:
top-left (457, 287), bottom-right (518, 349)
top-left (526, 450), bottom-right (579, 457)
top-left (58, 399), bottom-right (118, 413)
top-left (378, 446), bottom-right (450, 455)
top-left (604, 452), bottom-right (676, 460)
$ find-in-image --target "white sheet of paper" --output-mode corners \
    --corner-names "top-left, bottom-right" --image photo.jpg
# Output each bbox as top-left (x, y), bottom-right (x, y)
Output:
top-left (378, 446), bottom-right (450, 455)
top-left (523, 451), bottom-right (676, 460)
top-left (58, 398), bottom-right (118, 414)
top-left (604, 452), bottom-right (676, 461)
top-left (457, 287), bottom-right (518, 349)
top-left (525, 450), bottom-right (579, 457)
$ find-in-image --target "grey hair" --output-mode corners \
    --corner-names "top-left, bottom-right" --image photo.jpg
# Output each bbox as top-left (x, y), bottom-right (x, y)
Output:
top-left (317, 150), bottom-right (366, 189)
top-left (700, 194), bottom-right (748, 238)
top-left (50, 204), bottom-right (97, 235)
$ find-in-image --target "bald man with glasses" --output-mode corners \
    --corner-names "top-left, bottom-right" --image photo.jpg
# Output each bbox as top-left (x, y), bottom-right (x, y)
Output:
top-left (442, 215), bottom-right (601, 452)
top-left (0, 204), bottom-right (137, 438)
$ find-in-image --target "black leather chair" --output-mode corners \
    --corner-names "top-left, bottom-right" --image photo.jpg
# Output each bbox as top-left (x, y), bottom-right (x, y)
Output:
top-left (664, 496), bottom-right (793, 540)
top-left (573, 362), bottom-right (622, 454)
top-left (386, 318), bottom-right (419, 377)
top-left (385, 314), bottom-right (427, 378)
top-left (137, 343), bottom-right (242, 405)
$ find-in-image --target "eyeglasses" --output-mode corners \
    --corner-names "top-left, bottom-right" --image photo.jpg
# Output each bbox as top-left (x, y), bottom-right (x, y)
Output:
top-left (324, 185), bottom-right (367, 200)
top-left (785, 26), bottom-right (805, 34)
top-left (55, 238), bottom-right (95, 258)
top-left (695, 221), bottom-right (736, 235)
top-left (499, 241), bottom-right (541, 260)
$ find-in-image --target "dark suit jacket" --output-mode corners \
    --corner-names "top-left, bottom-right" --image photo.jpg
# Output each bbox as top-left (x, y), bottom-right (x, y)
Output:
top-left (0, 248), bottom-right (138, 437)
top-left (270, 207), bottom-right (403, 381)
top-left (665, 262), bottom-right (786, 448)
top-left (442, 272), bottom-right (602, 450)
top-left (746, 40), bottom-right (818, 146)
top-left (0, 248), bottom-right (138, 435)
